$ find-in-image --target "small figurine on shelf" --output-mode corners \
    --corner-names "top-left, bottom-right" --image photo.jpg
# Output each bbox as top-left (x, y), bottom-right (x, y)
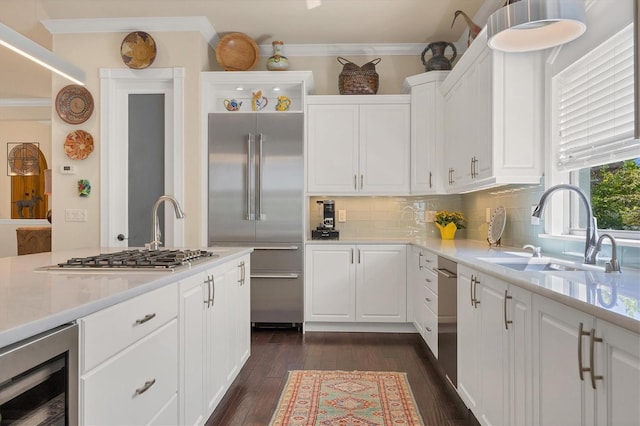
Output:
top-left (251, 91), bottom-right (268, 111)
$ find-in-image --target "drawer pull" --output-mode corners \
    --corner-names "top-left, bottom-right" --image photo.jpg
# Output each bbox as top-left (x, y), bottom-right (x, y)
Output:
top-left (425, 278), bottom-right (432, 283)
top-left (426, 326), bottom-right (432, 332)
top-left (135, 379), bottom-right (156, 395)
top-left (135, 313), bottom-right (156, 325)
top-left (425, 297), bottom-right (432, 302)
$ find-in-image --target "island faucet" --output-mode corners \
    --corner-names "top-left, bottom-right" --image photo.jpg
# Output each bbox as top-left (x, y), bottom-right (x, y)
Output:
top-left (532, 184), bottom-right (598, 265)
top-left (147, 195), bottom-right (185, 251)
top-left (594, 233), bottom-right (621, 273)
top-left (523, 244), bottom-right (542, 257)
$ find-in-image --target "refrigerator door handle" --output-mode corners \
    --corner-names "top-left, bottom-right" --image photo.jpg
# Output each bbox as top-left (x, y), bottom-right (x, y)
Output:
top-left (251, 273), bottom-right (300, 279)
top-left (253, 245), bottom-right (299, 250)
top-left (246, 133), bottom-right (253, 221)
top-left (256, 133), bottom-right (264, 221)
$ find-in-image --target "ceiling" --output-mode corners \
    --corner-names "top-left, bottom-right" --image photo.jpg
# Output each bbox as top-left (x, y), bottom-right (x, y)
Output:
top-left (0, 0), bottom-right (489, 101)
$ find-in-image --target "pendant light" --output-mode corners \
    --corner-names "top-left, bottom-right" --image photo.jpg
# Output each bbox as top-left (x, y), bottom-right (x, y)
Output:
top-left (487, 0), bottom-right (587, 52)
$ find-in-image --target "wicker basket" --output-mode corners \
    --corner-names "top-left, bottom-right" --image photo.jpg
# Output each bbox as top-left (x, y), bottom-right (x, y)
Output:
top-left (337, 57), bottom-right (381, 95)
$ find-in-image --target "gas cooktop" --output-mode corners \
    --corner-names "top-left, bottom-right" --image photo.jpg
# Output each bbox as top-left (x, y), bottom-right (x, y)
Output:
top-left (39, 249), bottom-right (216, 272)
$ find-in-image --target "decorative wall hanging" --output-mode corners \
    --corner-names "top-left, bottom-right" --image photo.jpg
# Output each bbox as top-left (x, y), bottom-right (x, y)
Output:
top-left (78, 179), bottom-right (91, 197)
top-left (64, 130), bottom-right (94, 160)
top-left (121, 31), bottom-right (157, 69)
top-left (7, 142), bottom-right (39, 176)
top-left (55, 85), bottom-right (94, 124)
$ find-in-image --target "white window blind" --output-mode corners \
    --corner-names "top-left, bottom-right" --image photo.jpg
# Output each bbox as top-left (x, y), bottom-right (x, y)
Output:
top-left (556, 24), bottom-right (637, 171)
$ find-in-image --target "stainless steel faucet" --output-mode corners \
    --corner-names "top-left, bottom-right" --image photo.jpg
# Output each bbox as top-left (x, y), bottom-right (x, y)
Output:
top-left (523, 244), bottom-right (542, 257)
top-left (594, 233), bottom-right (621, 273)
top-left (147, 195), bottom-right (185, 251)
top-left (532, 184), bottom-right (598, 264)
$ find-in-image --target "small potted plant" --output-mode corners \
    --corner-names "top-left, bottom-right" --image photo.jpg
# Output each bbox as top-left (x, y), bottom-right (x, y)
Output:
top-left (434, 210), bottom-right (466, 240)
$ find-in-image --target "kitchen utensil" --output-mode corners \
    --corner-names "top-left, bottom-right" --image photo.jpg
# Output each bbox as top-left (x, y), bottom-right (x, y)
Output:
top-left (55, 85), bottom-right (94, 124)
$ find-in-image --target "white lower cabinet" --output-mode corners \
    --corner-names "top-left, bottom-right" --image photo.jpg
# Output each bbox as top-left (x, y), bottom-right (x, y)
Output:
top-left (180, 255), bottom-right (250, 425)
top-left (79, 283), bottom-right (179, 426)
top-left (532, 294), bottom-right (640, 426)
top-left (409, 246), bottom-right (440, 355)
top-left (457, 265), bottom-right (532, 426)
top-left (305, 244), bottom-right (406, 323)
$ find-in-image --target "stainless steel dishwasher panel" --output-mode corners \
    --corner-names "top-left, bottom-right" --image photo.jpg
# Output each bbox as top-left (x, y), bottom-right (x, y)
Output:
top-left (436, 256), bottom-right (458, 388)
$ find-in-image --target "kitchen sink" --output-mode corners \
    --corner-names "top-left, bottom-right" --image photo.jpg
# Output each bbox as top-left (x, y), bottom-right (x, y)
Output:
top-left (477, 256), bottom-right (603, 273)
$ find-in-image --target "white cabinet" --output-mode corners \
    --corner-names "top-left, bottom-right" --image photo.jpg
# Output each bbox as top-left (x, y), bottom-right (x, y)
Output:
top-left (457, 265), bottom-right (532, 426)
top-left (404, 71), bottom-right (449, 194)
top-left (79, 284), bottom-right (179, 426)
top-left (532, 295), bottom-right (640, 426)
top-left (409, 247), bottom-right (440, 354)
top-left (179, 255), bottom-right (250, 426)
top-left (305, 244), bottom-right (406, 323)
top-left (306, 96), bottom-right (410, 195)
top-left (441, 30), bottom-right (544, 193)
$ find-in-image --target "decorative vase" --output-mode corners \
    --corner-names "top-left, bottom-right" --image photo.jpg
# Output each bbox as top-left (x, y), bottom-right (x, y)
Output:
top-left (421, 41), bottom-right (457, 71)
top-left (436, 222), bottom-right (457, 240)
top-left (267, 41), bottom-right (289, 71)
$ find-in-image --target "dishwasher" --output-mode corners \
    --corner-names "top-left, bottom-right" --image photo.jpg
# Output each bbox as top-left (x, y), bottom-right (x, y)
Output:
top-left (436, 256), bottom-right (458, 388)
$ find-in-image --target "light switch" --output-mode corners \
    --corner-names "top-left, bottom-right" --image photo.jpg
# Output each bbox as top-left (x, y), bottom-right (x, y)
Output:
top-left (338, 209), bottom-right (347, 222)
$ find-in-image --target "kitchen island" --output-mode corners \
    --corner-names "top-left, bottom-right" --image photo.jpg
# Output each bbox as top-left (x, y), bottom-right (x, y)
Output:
top-left (0, 246), bottom-right (252, 425)
top-left (0, 246), bottom-right (251, 348)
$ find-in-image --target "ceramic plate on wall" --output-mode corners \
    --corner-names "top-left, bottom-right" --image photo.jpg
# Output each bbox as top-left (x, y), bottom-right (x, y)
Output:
top-left (55, 85), bottom-right (94, 124)
top-left (64, 130), bottom-right (94, 160)
top-left (488, 206), bottom-right (507, 246)
top-left (121, 31), bottom-right (157, 69)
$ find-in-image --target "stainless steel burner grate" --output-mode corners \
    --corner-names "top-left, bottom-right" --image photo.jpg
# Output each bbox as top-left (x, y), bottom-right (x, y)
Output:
top-left (56, 249), bottom-right (214, 270)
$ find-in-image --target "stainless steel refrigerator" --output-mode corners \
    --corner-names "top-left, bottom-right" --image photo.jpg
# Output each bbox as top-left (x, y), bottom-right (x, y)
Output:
top-left (208, 112), bottom-right (304, 326)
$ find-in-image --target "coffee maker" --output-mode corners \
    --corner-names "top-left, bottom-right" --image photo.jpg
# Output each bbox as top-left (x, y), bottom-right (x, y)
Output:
top-left (312, 200), bottom-right (339, 240)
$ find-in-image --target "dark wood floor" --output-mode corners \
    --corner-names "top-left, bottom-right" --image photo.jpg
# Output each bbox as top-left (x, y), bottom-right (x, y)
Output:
top-left (206, 328), bottom-right (478, 425)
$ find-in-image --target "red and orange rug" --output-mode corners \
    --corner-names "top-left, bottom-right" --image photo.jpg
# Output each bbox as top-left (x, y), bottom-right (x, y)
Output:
top-left (269, 370), bottom-right (424, 425)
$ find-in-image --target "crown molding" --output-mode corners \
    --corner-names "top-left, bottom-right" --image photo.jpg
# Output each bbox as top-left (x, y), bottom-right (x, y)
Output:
top-left (42, 16), bottom-right (428, 56)
top-left (0, 98), bottom-right (51, 107)
top-left (41, 16), bottom-right (220, 47)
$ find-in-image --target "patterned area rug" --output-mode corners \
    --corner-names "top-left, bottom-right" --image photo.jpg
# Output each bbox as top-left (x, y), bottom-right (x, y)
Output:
top-left (269, 370), bottom-right (424, 425)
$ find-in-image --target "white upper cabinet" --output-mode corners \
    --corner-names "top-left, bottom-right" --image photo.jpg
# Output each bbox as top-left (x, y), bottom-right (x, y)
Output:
top-left (306, 95), bottom-right (410, 195)
top-left (404, 71), bottom-right (449, 194)
top-left (441, 29), bottom-right (544, 193)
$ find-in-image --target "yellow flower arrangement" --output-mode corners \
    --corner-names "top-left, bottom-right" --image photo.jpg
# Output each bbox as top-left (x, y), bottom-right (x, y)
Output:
top-left (434, 210), bottom-right (466, 230)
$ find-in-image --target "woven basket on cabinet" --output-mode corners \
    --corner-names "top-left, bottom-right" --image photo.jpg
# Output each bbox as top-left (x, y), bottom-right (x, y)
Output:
top-left (337, 57), bottom-right (381, 95)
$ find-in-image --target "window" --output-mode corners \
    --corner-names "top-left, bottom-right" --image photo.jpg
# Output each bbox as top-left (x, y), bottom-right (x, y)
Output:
top-left (553, 23), bottom-right (639, 240)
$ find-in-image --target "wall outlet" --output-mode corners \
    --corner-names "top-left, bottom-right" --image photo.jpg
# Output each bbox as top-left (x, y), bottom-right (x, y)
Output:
top-left (65, 208), bottom-right (87, 222)
top-left (338, 209), bottom-right (347, 222)
top-left (531, 205), bottom-right (540, 225)
top-left (425, 210), bottom-right (436, 223)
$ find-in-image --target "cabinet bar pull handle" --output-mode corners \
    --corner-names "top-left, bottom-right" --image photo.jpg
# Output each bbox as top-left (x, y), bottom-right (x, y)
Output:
top-left (135, 379), bottom-right (156, 395)
top-left (426, 297), bottom-right (432, 302)
top-left (426, 326), bottom-right (432, 332)
top-left (470, 275), bottom-right (475, 306)
top-left (589, 328), bottom-right (604, 389)
top-left (354, 175), bottom-right (357, 190)
top-left (135, 313), bottom-right (156, 325)
top-left (578, 322), bottom-right (590, 381)
top-left (426, 278), bottom-right (432, 283)
top-left (473, 276), bottom-right (480, 308)
top-left (429, 171), bottom-right (433, 188)
top-left (504, 290), bottom-right (513, 330)
top-left (471, 157), bottom-right (474, 177)
top-left (351, 248), bottom-right (354, 264)
top-left (211, 275), bottom-right (215, 305)
top-left (357, 248), bottom-right (361, 264)
top-left (418, 251), bottom-right (424, 270)
top-left (360, 174), bottom-right (364, 189)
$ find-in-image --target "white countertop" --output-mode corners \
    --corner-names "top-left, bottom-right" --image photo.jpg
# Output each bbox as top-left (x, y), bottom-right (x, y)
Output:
top-left (0, 247), bottom-right (252, 348)
top-left (307, 238), bottom-right (640, 333)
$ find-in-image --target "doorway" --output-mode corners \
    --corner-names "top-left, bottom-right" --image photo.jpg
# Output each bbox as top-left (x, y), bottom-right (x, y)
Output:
top-left (99, 68), bottom-right (184, 248)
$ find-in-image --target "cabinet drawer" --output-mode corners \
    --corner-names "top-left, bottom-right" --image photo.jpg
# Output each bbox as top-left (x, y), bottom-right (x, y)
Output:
top-left (420, 250), bottom-right (438, 271)
top-left (81, 283), bottom-right (178, 372)
top-left (422, 285), bottom-right (438, 316)
top-left (418, 266), bottom-right (438, 294)
top-left (81, 320), bottom-right (178, 426)
top-left (423, 307), bottom-right (438, 357)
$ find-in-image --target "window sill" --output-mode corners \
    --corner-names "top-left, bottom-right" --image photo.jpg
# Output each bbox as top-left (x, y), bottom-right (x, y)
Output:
top-left (538, 233), bottom-right (640, 248)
